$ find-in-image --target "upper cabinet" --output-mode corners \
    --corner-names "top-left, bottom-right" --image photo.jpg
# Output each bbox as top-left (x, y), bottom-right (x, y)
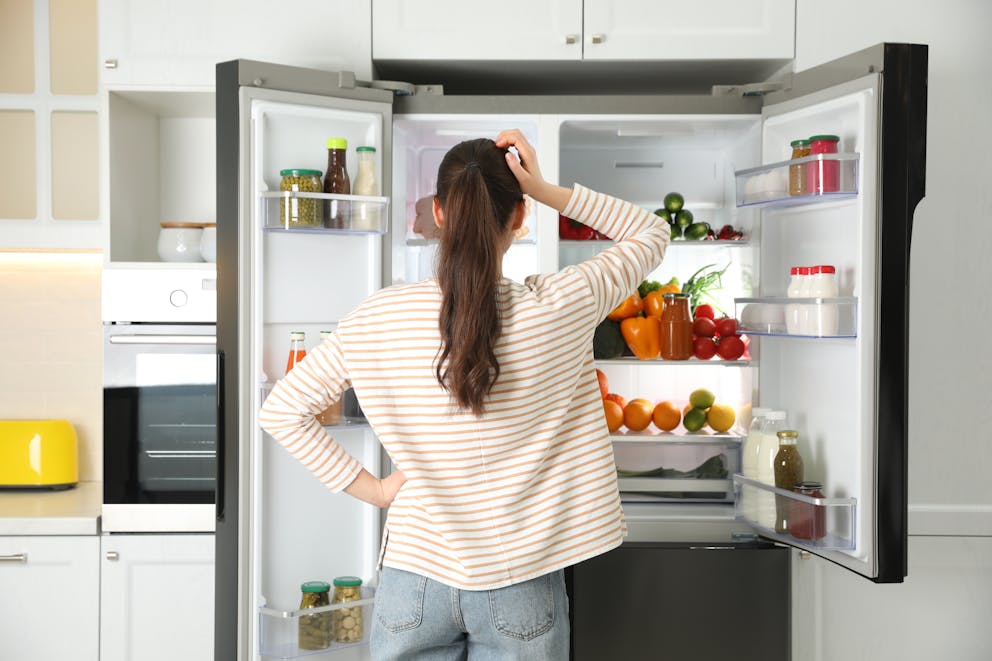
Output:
top-left (373, 0), bottom-right (794, 62)
top-left (99, 0), bottom-right (374, 87)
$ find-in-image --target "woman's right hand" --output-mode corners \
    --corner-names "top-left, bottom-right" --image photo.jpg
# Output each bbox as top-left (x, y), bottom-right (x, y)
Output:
top-left (496, 130), bottom-right (573, 213)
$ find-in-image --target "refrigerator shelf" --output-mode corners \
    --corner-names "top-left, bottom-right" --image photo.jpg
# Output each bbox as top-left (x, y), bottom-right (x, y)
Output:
top-left (259, 587), bottom-right (375, 659)
top-left (732, 474), bottom-right (857, 551)
top-left (614, 437), bottom-right (739, 504)
top-left (596, 357), bottom-right (751, 367)
top-left (610, 430), bottom-right (743, 444)
top-left (559, 239), bottom-right (751, 247)
top-left (260, 191), bottom-right (390, 234)
top-left (406, 237), bottom-right (537, 246)
top-left (735, 296), bottom-right (858, 338)
top-left (735, 153), bottom-right (860, 208)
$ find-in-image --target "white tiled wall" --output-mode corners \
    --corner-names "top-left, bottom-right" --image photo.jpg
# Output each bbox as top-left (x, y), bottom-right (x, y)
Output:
top-left (0, 252), bottom-right (102, 480)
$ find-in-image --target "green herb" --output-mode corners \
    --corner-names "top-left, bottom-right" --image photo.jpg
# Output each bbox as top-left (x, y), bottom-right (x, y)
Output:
top-left (637, 280), bottom-right (662, 298)
top-left (681, 262), bottom-right (730, 314)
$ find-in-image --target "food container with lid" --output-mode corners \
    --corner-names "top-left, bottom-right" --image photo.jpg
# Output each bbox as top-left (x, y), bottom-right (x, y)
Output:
top-left (298, 581), bottom-right (332, 651)
top-left (279, 169), bottom-right (323, 228)
top-left (331, 576), bottom-right (364, 644)
top-left (157, 222), bottom-right (204, 262)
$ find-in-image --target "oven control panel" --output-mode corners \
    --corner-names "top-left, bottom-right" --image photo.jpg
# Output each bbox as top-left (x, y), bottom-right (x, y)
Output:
top-left (102, 266), bottom-right (217, 323)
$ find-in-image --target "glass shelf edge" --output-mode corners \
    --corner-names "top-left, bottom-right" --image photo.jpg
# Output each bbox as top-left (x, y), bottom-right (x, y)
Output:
top-left (734, 152), bottom-right (860, 177)
top-left (595, 358), bottom-right (752, 366)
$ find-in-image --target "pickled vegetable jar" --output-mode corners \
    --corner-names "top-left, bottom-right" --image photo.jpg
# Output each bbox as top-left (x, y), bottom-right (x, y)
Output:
top-left (332, 576), bottom-right (364, 644)
top-left (279, 169), bottom-right (323, 228)
top-left (659, 293), bottom-right (692, 360)
top-left (298, 581), bottom-right (332, 650)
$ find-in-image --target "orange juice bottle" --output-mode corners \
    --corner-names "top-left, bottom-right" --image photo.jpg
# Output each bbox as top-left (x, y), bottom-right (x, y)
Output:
top-left (285, 331), bottom-right (307, 375)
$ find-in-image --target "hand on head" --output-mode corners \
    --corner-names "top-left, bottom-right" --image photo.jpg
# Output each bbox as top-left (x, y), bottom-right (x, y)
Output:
top-left (495, 129), bottom-right (545, 199)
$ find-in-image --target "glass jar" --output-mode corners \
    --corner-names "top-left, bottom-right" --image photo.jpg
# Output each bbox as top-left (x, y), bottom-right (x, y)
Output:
top-left (352, 146), bottom-right (380, 231)
top-left (323, 138), bottom-right (351, 229)
top-left (788, 139), bottom-right (810, 196)
top-left (315, 331), bottom-right (343, 425)
top-left (790, 481), bottom-right (827, 541)
top-left (773, 430), bottom-right (804, 534)
top-left (659, 293), bottom-right (692, 360)
top-left (298, 581), bottom-right (332, 651)
top-left (285, 331), bottom-right (307, 376)
top-left (331, 576), bottom-right (364, 644)
top-left (279, 169), bottom-right (323, 228)
top-left (807, 134), bottom-right (840, 194)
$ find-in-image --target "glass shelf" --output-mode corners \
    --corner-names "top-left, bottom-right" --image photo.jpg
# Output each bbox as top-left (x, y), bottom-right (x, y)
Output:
top-left (735, 296), bottom-right (857, 338)
top-left (732, 474), bottom-right (857, 551)
top-left (259, 587), bottom-right (375, 659)
top-left (260, 191), bottom-right (390, 234)
top-left (559, 239), bottom-right (750, 247)
top-left (596, 357), bottom-right (751, 366)
top-left (614, 435), bottom-right (740, 503)
top-left (406, 236), bottom-right (536, 246)
top-left (735, 153), bottom-right (860, 208)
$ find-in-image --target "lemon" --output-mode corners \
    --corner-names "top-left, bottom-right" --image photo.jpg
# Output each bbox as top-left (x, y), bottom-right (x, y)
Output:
top-left (706, 403), bottom-right (736, 433)
top-left (689, 388), bottom-right (716, 410)
top-left (683, 407), bottom-right (708, 432)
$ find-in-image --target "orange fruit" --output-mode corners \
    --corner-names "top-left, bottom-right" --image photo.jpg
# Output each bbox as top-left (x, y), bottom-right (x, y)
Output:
top-left (595, 369), bottom-right (609, 399)
top-left (603, 400), bottom-right (624, 433)
top-left (652, 401), bottom-right (681, 432)
top-left (605, 393), bottom-right (628, 410)
top-left (623, 398), bottom-right (654, 432)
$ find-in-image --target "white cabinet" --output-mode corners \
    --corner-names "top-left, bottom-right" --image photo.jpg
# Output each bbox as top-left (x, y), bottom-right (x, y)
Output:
top-left (99, 0), bottom-right (373, 87)
top-left (373, 0), bottom-right (793, 61)
top-left (0, 536), bottom-right (100, 661)
top-left (100, 534), bottom-right (215, 661)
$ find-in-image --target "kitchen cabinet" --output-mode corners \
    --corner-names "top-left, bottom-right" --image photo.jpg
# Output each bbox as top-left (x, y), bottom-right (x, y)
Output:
top-left (99, 0), bottom-right (373, 88)
top-left (373, 0), bottom-right (793, 62)
top-left (100, 534), bottom-right (215, 661)
top-left (0, 536), bottom-right (100, 661)
top-left (569, 541), bottom-right (790, 661)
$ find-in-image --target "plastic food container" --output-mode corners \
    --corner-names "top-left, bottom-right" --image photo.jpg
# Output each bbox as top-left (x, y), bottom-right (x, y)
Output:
top-left (279, 169), bottom-right (323, 228)
top-left (157, 222), bottom-right (204, 262)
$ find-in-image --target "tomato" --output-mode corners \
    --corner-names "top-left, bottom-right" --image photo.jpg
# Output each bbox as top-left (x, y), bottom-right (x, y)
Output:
top-left (595, 369), bottom-right (610, 399)
top-left (716, 335), bottom-right (745, 360)
top-left (693, 304), bottom-right (716, 320)
top-left (692, 336), bottom-right (717, 360)
top-left (692, 317), bottom-right (717, 338)
top-left (715, 317), bottom-right (738, 337)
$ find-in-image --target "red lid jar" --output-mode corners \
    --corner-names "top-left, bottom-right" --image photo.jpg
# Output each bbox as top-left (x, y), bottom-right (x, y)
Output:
top-left (806, 135), bottom-right (840, 194)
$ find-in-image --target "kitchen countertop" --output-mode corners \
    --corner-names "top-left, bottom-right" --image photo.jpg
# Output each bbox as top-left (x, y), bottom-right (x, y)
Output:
top-left (0, 480), bottom-right (101, 535)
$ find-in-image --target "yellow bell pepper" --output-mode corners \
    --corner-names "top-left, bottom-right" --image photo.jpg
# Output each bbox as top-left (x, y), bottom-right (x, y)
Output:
top-left (620, 315), bottom-right (661, 360)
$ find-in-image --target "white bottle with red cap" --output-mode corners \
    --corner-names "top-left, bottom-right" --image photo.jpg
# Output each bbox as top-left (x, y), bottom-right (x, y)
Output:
top-left (808, 265), bottom-right (839, 336)
top-left (785, 266), bottom-right (804, 334)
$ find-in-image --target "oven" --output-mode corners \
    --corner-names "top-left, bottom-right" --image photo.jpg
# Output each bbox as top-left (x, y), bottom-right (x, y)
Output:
top-left (102, 267), bottom-right (218, 532)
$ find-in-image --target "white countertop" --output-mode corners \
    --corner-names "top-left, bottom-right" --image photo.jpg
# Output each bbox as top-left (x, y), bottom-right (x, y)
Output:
top-left (0, 481), bottom-right (101, 535)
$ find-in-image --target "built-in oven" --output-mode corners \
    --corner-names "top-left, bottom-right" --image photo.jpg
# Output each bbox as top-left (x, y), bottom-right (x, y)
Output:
top-left (102, 267), bottom-right (218, 532)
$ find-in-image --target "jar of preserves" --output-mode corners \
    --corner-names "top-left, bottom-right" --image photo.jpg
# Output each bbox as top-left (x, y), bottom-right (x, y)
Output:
top-left (331, 576), bottom-right (364, 644)
top-left (659, 293), bottom-right (692, 360)
top-left (279, 169), bottom-right (323, 228)
top-left (788, 139), bottom-right (810, 196)
top-left (790, 481), bottom-right (827, 541)
top-left (806, 134), bottom-right (840, 194)
top-left (298, 581), bottom-right (332, 651)
top-left (323, 138), bottom-right (351, 229)
top-left (773, 430), bottom-right (804, 534)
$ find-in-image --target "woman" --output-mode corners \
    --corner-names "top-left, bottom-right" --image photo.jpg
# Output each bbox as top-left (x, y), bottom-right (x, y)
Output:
top-left (259, 129), bottom-right (670, 659)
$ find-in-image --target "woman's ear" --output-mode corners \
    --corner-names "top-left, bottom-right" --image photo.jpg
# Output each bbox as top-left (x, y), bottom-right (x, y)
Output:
top-left (432, 196), bottom-right (444, 228)
top-left (511, 199), bottom-right (527, 231)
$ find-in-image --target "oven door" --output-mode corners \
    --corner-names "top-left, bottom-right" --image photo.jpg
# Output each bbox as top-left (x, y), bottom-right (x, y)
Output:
top-left (102, 323), bottom-right (217, 532)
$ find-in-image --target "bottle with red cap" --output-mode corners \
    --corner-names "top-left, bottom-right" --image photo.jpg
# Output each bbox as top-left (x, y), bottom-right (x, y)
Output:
top-left (785, 266), bottom-right (805, 335)
top-left (808, 265), bottom-right (839, 336)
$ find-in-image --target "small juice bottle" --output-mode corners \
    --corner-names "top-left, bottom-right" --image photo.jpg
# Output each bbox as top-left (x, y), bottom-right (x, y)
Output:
top-left (285, 331), bottom-right (307, 375)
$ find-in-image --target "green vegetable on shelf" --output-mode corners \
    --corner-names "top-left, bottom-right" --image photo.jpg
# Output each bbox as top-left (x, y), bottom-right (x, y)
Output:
top-left (616, 454), bottom-right (728, 480)
top-left (681, 262), bottom-right (730, 315)
top-left (593, 318), bottom-right (626, 359)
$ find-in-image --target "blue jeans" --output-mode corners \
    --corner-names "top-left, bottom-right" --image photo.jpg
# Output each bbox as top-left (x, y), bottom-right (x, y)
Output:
top-left (370, 567), bottom-right (570, 661)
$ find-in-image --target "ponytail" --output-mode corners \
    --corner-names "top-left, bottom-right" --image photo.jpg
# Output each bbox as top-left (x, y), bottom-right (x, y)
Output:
top-left (434, 139), bottom-right (522, 415)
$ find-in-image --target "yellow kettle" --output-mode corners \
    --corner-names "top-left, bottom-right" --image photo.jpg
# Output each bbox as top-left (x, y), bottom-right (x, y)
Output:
top-left (0, 420), bottom-right (78, 489)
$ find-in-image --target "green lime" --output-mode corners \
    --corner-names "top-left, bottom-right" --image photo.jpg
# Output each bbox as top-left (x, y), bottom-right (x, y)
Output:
top-left (683, 407), bottom-right (708, 432)
top-left (664, 192), bottom-right (684, 213)
top-left (653, 208), bottom-right (672, 222)
top-left (675, 209), bottom-right (694, 228)
top-left (689, 388), bottom-right (716, 410)
top-left (684, 222), bottom-right (709, 240)
top-left (669, 223), bottom-right (683, 239)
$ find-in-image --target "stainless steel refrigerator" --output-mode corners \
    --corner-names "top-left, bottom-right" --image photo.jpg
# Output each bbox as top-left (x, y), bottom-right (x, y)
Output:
top-left (215, 43), bottom-right (926, 660)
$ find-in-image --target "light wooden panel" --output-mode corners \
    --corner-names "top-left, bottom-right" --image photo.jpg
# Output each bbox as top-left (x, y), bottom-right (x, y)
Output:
top-left (0, 0), bottom-right (35, 93)
top-left (51, 111), bottom-right (99, 219)
top-left (0, 111), bottom-right (37, 219)
top-left (49, 0), bottom-right (98, 94)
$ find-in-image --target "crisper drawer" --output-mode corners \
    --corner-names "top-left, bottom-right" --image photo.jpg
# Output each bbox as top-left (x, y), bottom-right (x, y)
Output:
top-left (612, 433), bottom-right (741, 503)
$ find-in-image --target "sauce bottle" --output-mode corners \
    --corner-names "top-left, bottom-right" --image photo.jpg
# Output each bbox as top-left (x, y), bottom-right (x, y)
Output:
top-left (323, 137), bottom-right (351, 229)
top-left (773, 430), bottom-right (804, 534)
top-left (352, 146), bottom-right (379, 231)
top-left (788, 139), bottom-right (810, 196)
top-left (659, 293), bottom-right (692, 360)
top-left (285, 331), bottom-right (307, 375)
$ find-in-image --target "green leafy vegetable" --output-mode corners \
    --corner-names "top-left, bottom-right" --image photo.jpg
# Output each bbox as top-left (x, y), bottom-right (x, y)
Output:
top-left (637, 280), bottom-right (662, 298)
top-left (593, 318), bottom-right (626, 359)
top-left (616, 454), bottom-right (728, 480)
top-left (681, 263), bottom-right (730, 315)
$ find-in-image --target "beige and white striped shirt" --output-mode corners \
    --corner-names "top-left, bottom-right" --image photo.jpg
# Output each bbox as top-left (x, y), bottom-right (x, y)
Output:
top-left (259, 185), bottom-right (670, 590)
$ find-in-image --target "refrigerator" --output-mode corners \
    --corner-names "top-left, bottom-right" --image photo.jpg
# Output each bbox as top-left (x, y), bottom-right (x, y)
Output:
top-left (215, 43), bottom-right (927, 660)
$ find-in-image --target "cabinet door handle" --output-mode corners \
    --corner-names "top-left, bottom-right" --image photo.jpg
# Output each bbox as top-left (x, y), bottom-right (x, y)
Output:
top-left (564, 34), bottom-right (578, 45)
top-left (0, 553), bottom-right (27, 563)
top-left (591, 34), bottom-right (605, 45)
top-left (105, 551), bottom-right (119, 561)
top-left (104, 58), bottom-right (118, 69)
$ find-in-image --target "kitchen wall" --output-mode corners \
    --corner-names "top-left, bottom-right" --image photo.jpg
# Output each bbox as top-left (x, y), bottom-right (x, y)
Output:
top-left (0, 0), bottom-right (102, 480)
top-left (791, 0), bottom-right (992, 658)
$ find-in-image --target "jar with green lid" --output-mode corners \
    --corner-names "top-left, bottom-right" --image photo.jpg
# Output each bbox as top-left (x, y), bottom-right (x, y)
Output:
top-left (279, 169), bottom-right (323, 228)
top-left (331, 576), bottom-right (364, 644)
top-left (298, 581), bottom-right (332, 650)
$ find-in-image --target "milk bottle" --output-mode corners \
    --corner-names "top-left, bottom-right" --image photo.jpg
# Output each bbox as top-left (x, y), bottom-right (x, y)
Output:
top-left (756, 410), bottom-right (788, 529)
top-left (741, 407), bottom-right (771, 521)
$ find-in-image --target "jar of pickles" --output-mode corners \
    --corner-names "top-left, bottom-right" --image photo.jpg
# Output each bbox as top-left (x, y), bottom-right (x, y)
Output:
top-left (331, 576), bottom-right (364, 644)
top-left (788, 139), bottom-right (810, 196)
top-left (298, 581), bottom-right (332, 651)
top-left (279, 169), bottom-right (323, 228)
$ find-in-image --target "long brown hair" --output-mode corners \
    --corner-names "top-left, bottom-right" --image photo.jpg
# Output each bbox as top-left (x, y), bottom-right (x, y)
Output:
top-left (434, 138), bottom-right (523, 415)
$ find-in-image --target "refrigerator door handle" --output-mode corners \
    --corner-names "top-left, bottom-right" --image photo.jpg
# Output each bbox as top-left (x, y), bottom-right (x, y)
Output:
top-left (215, 349), bottom-right (225, 521)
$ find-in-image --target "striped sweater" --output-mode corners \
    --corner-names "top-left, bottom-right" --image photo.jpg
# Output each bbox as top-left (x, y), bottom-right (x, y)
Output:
top-left (259, 184), bottom-right (670, 590)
